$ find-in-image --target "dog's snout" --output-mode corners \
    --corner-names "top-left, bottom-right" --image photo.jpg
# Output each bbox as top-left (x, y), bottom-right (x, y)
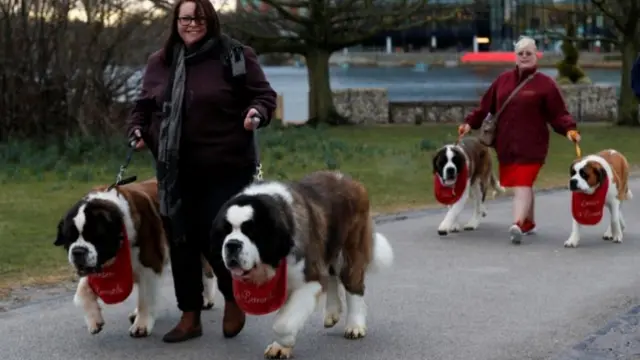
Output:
top-left (224, 239), bottom-right (243, 254)
top-left (569, 178), bottom-right (578, 191)
top-left (71, 247), bottom-right (88, 260)
top-left (445, 167), bottom-right (456, 179)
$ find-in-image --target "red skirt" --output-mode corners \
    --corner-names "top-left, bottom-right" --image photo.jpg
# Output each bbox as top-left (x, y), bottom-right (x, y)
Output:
top-left (499, 164), bottom-right (542, 188)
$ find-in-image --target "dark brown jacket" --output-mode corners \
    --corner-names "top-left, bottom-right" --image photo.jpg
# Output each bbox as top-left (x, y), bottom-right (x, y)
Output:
top-left (126, 43), bottom-right (277, 173)
top-left (465, 66), bottom-right (577, 165)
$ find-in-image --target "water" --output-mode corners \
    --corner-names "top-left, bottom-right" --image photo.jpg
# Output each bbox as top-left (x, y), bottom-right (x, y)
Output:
top-left (262, 66), bottom-right (621, 122)
top-left (123, 65), bottom-right (621, 122)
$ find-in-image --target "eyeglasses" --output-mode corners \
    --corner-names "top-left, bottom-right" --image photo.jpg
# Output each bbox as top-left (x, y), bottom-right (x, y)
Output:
top-left (517, 51), bottom-right (534, 57)
top-left (178, 16), bottom-right (205, 26)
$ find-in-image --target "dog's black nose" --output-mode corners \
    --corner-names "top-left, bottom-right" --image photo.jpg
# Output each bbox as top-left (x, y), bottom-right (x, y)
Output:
top-left (224, 239), bottom-right (243, 254)
top-left (71, 247), bottom-right (88, 260)
top-left (227, 258), bottom-right (240, 268)
top-left (445, 167), bottom-right (456, 179)
top-left (569, 178), bottom-right (578, 191)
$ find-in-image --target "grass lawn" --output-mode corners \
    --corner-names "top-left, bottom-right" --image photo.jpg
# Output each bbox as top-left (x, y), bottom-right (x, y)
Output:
top-left (1, 122), bottom-right (639, 293)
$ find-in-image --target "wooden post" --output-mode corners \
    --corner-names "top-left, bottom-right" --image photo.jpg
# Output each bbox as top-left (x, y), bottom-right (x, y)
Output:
top-left (275, 93), bottom-right (284, 123)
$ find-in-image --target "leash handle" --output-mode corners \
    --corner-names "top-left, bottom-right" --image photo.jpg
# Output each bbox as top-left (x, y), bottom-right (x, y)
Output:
top-left (574, 142), bottom-right (582, 159)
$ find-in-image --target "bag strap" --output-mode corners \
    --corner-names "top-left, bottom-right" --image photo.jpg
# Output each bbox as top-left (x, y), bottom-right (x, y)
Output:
top-left (221, 35), bottom-right (264, 181)
top-left (494, 72), bottom-right (537, 120)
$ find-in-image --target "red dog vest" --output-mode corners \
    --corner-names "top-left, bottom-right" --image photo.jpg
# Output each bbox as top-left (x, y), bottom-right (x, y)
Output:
top-left (232, 259), bottom-right (288, 316)
top-left (87, 226), bottom-right (134, 305)
top-left (434, 165), bottom-right (468, 205)
top-left (571, 177), bottom-right (609, 225)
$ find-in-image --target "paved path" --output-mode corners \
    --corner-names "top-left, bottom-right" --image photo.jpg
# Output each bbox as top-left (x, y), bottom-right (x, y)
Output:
top-left (4, 180), bottom-right (640, 360)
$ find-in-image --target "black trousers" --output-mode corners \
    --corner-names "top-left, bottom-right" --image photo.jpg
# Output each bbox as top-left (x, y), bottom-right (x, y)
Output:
top-left (169, 166), bottom-right (254, 312)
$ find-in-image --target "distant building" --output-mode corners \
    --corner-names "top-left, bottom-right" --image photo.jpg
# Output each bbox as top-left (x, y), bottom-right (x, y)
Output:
top-left (233, 0), bottom-right (615, 52)
top-left (358, 0), bottom-right (615, 52)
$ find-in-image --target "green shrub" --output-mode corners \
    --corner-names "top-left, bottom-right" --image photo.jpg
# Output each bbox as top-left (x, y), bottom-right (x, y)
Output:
top-left (555, 22), bottom-right (591, 85)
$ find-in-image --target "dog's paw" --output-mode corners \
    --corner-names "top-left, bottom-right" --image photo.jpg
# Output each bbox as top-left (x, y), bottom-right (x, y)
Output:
top-left (129, 315), bottom-right (154, 338)
top-left (344, 325), bottom-right (367, 339)
top-left (438, 221), bottom-right (461, 236)
top-left (85, 316), bottom-right (105, 335)
top-left (323, 311), bottom-right (341, 328)
top-left (264, 342), bottom-right (293, 359)
top-left (323, 293), bottom-right (342, 328)
top-left (564, 236), bottom-right (580, 248)
top-left (612, 233), bottom-right (623, 244)
top-left (202, 295), bottom-right (215, 310)
top-left (463, 218), bottom-right (480, 231)
top-left (437, 220), bottom-right (449, 236)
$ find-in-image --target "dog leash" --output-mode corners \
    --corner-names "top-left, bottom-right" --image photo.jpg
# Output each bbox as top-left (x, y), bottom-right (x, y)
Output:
top-left (107, 141), bottom-right (138, 191)
top-left (251, 115), bottom-right (264, 182)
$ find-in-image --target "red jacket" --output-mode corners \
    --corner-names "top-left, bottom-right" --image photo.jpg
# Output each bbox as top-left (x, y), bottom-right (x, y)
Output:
top-left (465, 66), bottom-right (577, 165)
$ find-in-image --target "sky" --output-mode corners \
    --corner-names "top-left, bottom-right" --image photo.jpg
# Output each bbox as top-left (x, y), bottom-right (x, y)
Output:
top-left (67, 0), bottom-right (237, 23)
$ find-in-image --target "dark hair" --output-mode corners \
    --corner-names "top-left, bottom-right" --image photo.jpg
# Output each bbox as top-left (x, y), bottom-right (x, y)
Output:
top-left (162, 0), bottom-right (221, 66)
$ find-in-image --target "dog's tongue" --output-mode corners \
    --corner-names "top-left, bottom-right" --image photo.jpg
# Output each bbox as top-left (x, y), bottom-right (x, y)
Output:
top-left (230, 268), bottom-right (246, 277)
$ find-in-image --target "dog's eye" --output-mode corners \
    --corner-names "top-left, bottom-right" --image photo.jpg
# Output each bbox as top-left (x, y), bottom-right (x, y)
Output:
top-left (579, 169), bottom-right (588, 179)
top-left (240, 221), bottom-right (254, 237)
top-left (569, 168), bottom-right (576, 176)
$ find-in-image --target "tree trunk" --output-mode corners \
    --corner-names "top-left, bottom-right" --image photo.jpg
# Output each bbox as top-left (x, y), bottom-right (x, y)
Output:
top-left (305, 49), bottom-right (348, 125)
top-left (616, 35), bottom-right (639, 126)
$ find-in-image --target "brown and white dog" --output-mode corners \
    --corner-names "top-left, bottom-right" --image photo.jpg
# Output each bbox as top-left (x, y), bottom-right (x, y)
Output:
top-left (432, 137), bottom-right (504, 235)
top-left (211, 170), bottom-right (394, 359)
top-left (565, 149), bottom-right (633, 247)
top-left (54, 178), bottom-right (217, 337)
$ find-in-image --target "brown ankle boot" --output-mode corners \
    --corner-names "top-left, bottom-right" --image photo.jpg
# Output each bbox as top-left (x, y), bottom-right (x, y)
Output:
top-left (162, 311), bottom-right (203, 343)
top-left (223, 301), bottom-right (246, 338)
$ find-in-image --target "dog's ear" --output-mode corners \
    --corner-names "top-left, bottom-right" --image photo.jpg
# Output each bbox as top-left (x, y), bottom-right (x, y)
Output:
top-left (598, 167), bottom-right (607, 183)
top-left (569, 159), bottom-right (578, 175)
top-left (431, 156), bottom-right (437, 174)
top-left (585, 162), bottom-right (606, 187)
top-left (258, 195), bottom-right (293, 268)
top-left (431, 153), bottom-right (440, 174)
top-left (209, 200), bottom-right (232, 256)
top-left (54, 218), bottom-right (66, 246)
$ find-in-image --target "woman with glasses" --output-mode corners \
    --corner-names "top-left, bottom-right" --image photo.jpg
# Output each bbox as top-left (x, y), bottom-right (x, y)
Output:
top-left (126, 0), bottom-right (277, 343)
top-left (458, 36), bottom-right (581, 245)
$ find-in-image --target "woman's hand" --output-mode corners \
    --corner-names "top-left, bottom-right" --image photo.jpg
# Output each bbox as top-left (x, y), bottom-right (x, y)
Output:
top-left (244, 108), bottom-right (261, 130)
top-left (129, 128), bottom-right (146, 150)
top-left (566, 129), bottom-right (581, 142)
top-left (458, 123), bottom-right (471, 136)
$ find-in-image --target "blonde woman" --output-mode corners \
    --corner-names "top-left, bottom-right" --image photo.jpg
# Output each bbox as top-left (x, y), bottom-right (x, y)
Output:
top-left (458, 36), bottom-right (581, 244)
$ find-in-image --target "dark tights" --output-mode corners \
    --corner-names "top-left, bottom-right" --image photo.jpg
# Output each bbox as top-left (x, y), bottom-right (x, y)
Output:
top-left (169, 167), bottom-right (254, 312)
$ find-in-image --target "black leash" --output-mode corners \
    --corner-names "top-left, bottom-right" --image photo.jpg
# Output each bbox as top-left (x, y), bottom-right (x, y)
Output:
top-left (250, 115), bottom-right (264, 181)
top-left (107, 141), bottom-right (138, 191)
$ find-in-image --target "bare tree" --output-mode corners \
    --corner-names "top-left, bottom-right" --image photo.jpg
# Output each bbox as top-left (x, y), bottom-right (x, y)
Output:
top-left (227, 0), bottom-right (464, 125)
top-left (0, 0), bottom-right (166, 141)
top-left (543, 0), bottom-right (640, 125)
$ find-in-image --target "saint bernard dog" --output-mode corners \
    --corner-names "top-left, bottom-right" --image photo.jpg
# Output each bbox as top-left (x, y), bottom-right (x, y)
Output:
top-left (432, 136), bottom-right (504, 235)
top-left (210, 170), bottom-right (394, 359)
top-left (565, 149), bottom-right (633, 248)
top-left (54, 177), bottom-right (217, 337)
